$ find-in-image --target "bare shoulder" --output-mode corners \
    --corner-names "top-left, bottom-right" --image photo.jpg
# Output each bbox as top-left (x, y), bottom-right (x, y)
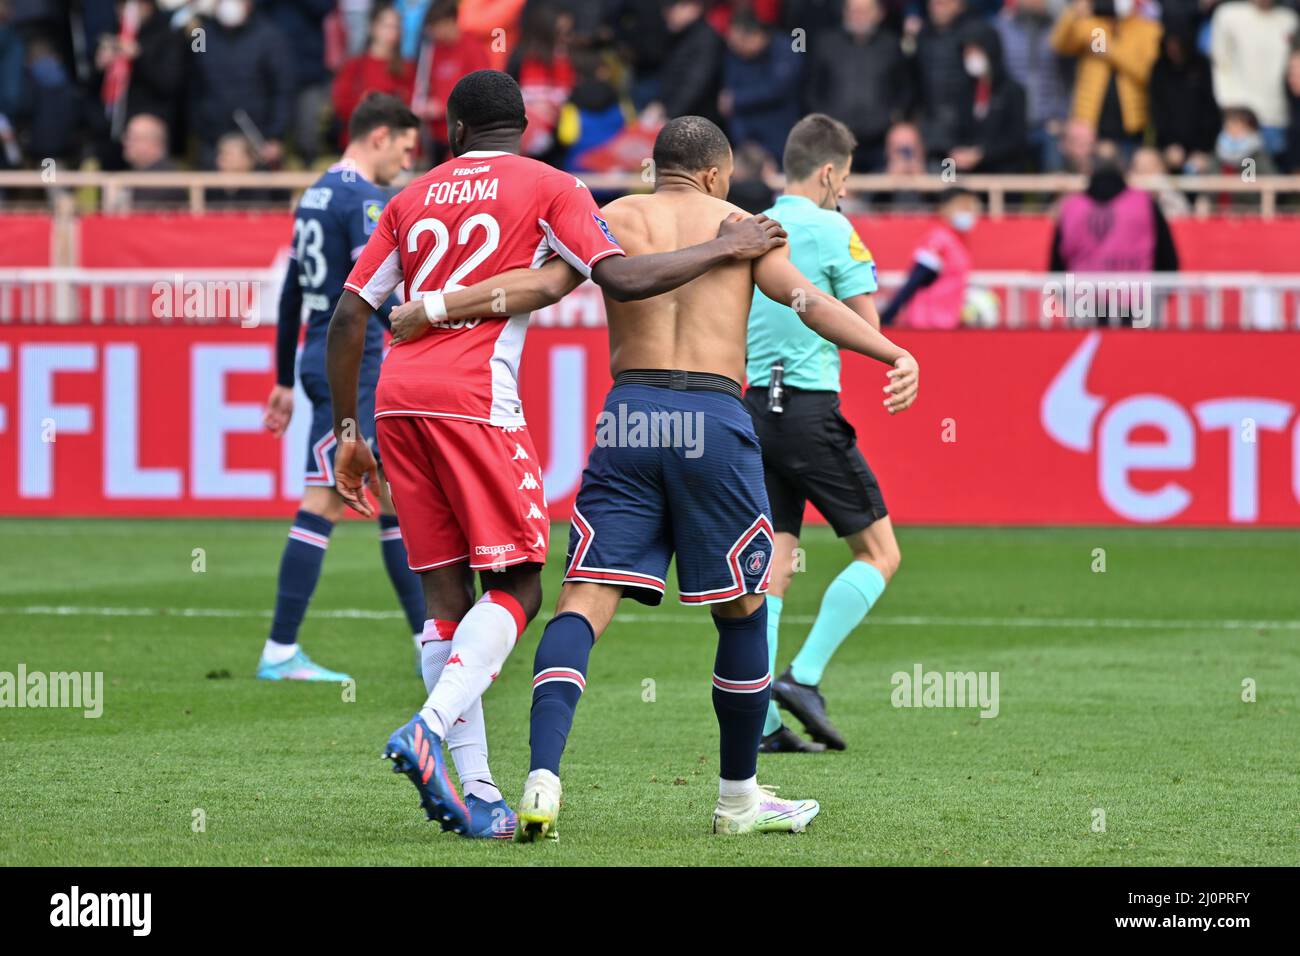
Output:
top-left (600, 192), bottom-right (653, 221)
top-left (599, 194), bottom-right (657, 247)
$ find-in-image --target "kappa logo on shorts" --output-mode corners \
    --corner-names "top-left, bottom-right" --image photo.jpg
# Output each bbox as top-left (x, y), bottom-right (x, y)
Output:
top-left (474, 544), bottom-right (517, 556)
top-left (746, 550), bottom-right (767, 575)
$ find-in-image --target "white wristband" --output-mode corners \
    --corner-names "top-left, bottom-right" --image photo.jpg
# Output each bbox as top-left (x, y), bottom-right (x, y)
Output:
top-left (422, 292), bottom-right (448, 326)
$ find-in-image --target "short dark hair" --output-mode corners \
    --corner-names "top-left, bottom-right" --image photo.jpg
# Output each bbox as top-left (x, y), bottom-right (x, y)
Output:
top-left (348, 92), bottom-right (420, 141)
top-left (937, 185), bottom-right (977, 205)
top-left (447, 69), bottom-right (527, 132)
top-left (653, 115), bottom-right (731, 174)
top-left (783, 113), bottom-right (856, 182)
top-left (1221, 105), bottom-right (1260, 131)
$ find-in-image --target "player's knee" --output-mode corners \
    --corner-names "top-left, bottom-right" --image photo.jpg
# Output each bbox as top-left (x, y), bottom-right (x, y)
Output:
top-left (423, 569), bottom-right (475, 621)
top-left (301, 490), bottom-right (346, 523)
top-left (482, 565), bottom-right (543, 623)
top-left (872, 549), bottom-right (900, 583)
top-left (713, 592), bottom-right (765, 619)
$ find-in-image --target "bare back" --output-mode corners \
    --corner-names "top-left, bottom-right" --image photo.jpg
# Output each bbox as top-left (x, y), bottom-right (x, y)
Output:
top-left (599, 190), bottom-right (756, 383)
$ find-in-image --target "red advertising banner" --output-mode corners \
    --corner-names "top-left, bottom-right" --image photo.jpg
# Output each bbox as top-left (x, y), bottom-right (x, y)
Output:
top-left (2, 326), bottom-right (1298, 525)
top-left (62, 213), bottom-right (1300, 273)
top-left (0, 216), bottom-right (53, 266)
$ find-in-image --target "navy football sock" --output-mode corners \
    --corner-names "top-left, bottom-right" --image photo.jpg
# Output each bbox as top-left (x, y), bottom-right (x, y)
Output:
top-left (528, 612), bottom-right (595, 775)
top-left (268, 510), bottom-right (334, 645)
top-left (711, 602), bottom-right (772, 782)
top-left (378, 515), bottom-right (426, 634)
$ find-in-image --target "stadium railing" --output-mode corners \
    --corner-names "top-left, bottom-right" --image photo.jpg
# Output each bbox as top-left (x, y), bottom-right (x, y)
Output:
top-left (3, 171), bottom-right (1300, 217)
top-left (4, 267), bottom-right (1298, 330)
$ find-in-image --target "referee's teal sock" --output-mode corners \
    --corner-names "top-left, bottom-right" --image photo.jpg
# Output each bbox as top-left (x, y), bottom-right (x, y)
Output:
top-left (763, 595), bottom-right (783, 736)
top-left (790, 561), bottom-right (886, 686)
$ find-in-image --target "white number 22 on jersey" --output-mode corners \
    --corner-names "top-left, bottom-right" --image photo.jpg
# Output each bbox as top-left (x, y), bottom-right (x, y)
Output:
top-left (407, 213), bottom-right (501, 309)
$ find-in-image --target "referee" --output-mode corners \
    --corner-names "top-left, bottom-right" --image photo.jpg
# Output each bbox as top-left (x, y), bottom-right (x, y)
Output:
top-left (744, 114), bottom-right (905, 753)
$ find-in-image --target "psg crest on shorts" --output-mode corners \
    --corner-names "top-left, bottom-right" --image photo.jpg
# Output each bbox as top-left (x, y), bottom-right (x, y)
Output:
top-left (746, 550), bottom-right (767, 575)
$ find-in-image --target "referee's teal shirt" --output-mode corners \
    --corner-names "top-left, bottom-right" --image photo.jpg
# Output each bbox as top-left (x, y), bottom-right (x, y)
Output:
top-left (745, 194), bottom-right (878, 391)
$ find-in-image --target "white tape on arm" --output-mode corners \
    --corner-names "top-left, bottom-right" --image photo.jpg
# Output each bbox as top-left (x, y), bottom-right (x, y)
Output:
top-left (422, 292), bottom-right (447, 325)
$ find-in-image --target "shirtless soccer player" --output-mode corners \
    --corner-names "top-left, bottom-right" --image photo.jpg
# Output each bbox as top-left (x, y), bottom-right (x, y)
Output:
top-left (388, 116), bottom-right (920, 840)
top-left (327, 71), bottom-right (786, 838)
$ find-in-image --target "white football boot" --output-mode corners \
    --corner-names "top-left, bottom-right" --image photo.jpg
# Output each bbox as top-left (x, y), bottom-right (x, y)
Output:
top-left (712, 783), bottom-right (820, 835)
top-left (515, 768), bottom-right (562, 842)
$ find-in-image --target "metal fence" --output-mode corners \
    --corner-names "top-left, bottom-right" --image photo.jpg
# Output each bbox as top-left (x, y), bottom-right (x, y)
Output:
top-left (4, 170), bottom-right (1300, 217)
top-left (3, 267), bottom-right (1298, 330)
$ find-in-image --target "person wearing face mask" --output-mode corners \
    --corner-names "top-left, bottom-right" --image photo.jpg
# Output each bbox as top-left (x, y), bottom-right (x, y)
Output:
top-left (1209, 0), bottom-right (1299, 164)
top-left (742, 114), bottom-right (905, 754)
top-left (189, 0), bottom-right (294, 168)
top-left (949, 26), bottom-right (1028, 173)
top-left (1214, 105), bottom-right (1277, 204)
top-left (879, 186), bottom-right (979, 329)
top-left (1051, 0), bottom-right (1163, 158)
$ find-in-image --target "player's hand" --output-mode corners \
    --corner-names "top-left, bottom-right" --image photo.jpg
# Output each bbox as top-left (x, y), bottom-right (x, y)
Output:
top-left (262, 385), bottom-right (294, 437)
top-left (884, 354), bottom-right (918, 414)
top-left (388, 298), bottom-right (431, 345)
top-left (718, 213), bottom-right (787, 260)
top-left (334, 439), bottom-right (381, 517)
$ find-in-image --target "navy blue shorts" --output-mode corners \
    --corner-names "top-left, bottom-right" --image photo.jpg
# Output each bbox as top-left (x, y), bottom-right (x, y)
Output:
top-left (564, 383), bottom-right (774, 606)
top-left (300, 368), bottom-right (380, 488)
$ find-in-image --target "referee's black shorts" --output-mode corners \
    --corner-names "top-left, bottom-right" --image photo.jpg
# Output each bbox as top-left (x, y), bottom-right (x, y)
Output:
top-left (743, 386), bottom-right (888, 538)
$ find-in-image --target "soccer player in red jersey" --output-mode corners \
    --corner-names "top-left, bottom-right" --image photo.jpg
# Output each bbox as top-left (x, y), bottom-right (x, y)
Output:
top-left (326, 70), bottom-right (785, 835)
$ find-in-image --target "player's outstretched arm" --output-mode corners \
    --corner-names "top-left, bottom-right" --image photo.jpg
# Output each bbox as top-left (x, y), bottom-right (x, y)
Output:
top-left (389, 258), bottom-right (585, 344)
top-left (754, 246), bottom-right (919, 414)
top-left (589, 212), bottom-right (787, 302)
top-left (326, 289), bottom-right (381, 515)
top-left (389, 214), bottom-right (787, 344)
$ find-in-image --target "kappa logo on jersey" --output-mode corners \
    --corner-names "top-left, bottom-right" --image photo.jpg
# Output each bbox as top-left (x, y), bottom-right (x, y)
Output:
top-left (592, 213), bottom-right (618, 245)
top-left (746, 550), bottom-right (767, 575)
top-left (363, 200), bottom-right (383, 235)
top-left (526, 503), bottom-right (545, 519)
top-left (519, 472), bottom-right (540, 490)
top-left (512, 444), bottom-right (530, 460)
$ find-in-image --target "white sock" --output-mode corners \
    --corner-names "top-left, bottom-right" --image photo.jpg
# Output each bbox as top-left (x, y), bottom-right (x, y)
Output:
top-left (262, 640), bottom-right (297, 664)
top-left (448, 697), bottom-right (500, 798)
top-left (419, 593), bottom-right (521, 738)
top-left (420, 632), bottom-right (453, 695)
top-left (463, 775), bottom-right (504, 804)
top-left (719, 775), bottom-right (758, 801)
top-left (421, 633), bottom-right (499, 797)
top-left (411, 632), bottom-right (423, 652)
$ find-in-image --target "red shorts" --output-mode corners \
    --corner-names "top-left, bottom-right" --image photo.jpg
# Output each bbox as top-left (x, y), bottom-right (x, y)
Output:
top-left (376, 415), bottom-right (550, 572)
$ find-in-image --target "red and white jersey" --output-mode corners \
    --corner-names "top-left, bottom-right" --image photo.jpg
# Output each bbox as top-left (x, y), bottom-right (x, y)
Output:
top-left (344, 150), bottom-right (625, 425)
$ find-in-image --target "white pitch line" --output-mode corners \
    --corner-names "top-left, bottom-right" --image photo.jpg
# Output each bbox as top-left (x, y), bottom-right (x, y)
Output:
top-left (13, 605), bottom-right (1300, 631)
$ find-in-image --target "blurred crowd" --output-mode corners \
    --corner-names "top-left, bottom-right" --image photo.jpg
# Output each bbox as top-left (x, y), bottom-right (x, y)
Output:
top-left (2, 0), bottom-right (1299, 195)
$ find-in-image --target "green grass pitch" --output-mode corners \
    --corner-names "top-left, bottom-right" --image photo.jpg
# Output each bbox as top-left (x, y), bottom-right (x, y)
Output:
top-left (1, 518), bottom-right (1297, 866)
